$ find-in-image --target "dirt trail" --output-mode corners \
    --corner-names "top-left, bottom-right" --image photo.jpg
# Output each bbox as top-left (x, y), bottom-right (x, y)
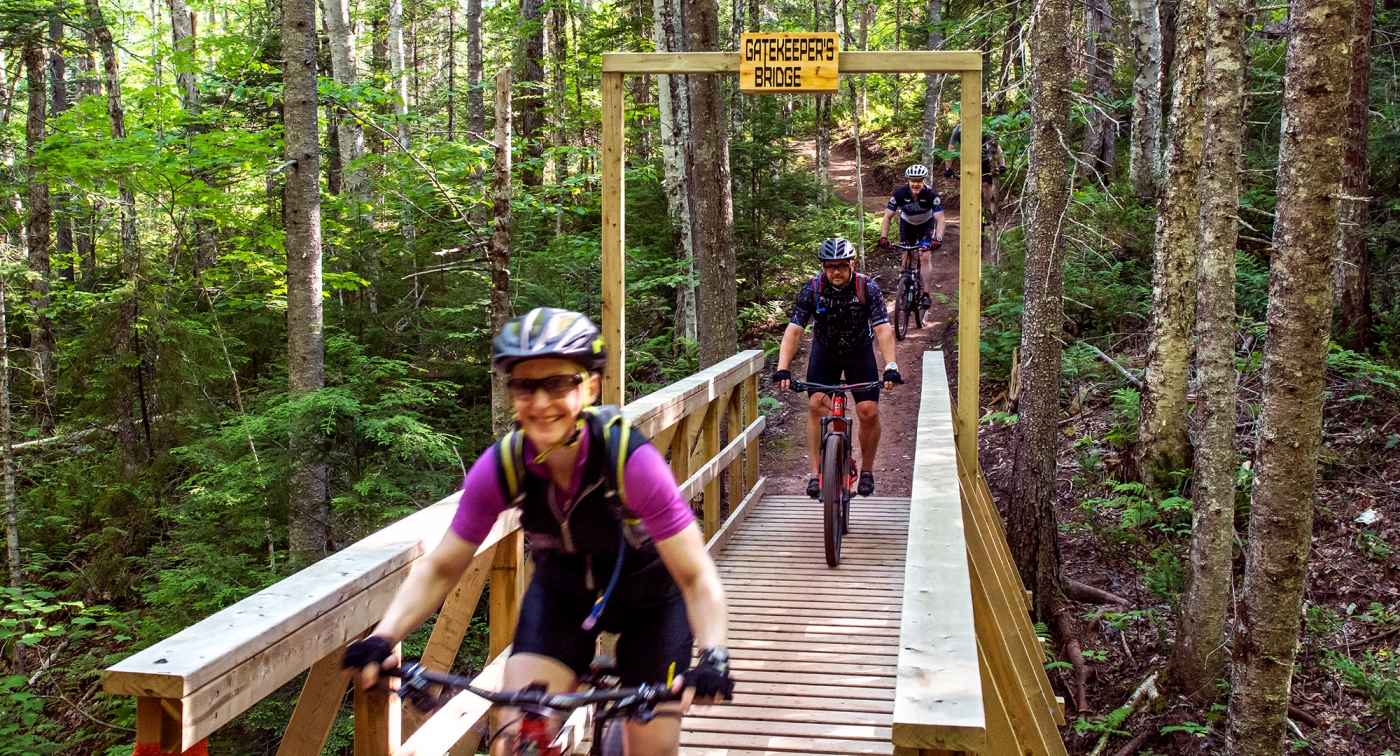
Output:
top-left (761, 142), bottom-right (965, 499)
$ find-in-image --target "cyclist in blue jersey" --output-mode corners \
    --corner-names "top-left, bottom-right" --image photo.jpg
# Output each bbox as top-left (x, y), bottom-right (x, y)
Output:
top-left (878, 164), bottom-right (946, 310)
top-left (772, 239), bottom-right (902, 500)
top-left (343, 309), bottom-right (732, 756)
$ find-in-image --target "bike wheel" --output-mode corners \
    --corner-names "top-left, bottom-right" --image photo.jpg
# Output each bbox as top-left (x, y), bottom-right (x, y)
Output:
top-left (894, 278), bottom-right (911, 341)
top-left (821, 433), bottom-right (844, 567)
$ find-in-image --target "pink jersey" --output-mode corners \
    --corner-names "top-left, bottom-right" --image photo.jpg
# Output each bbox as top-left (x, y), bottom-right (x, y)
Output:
top-left (450, 430), bottom-right (696, 545)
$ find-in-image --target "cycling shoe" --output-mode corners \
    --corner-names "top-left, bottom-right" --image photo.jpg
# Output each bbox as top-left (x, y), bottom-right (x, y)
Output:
top-left (919, 293), bottom-right (932, 310)
top-left (807, 476), bottom-right (821, 499)
top-left (857, 471), bottom-right (875, 497)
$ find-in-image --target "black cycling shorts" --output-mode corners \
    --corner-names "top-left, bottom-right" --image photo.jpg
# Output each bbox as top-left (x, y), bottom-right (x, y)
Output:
top-left (806, 338), bottom-right (881, 404)
top-left (898, 218), bottom-right (935, 246)
top-left (512, 574), bottom-right (694, 687)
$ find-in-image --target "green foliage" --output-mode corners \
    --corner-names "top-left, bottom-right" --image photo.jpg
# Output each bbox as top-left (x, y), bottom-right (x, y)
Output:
top-left (1160, 721), bottom-right (1212, 738)
top-left (1358, 530), bottom-right (1395, 563)
top-left (1104, 388), bottom-right (1141, 447)
top-left (1072, 705), bottom-right (1133, 737)
top-left (1323, 650), bottom-right (1400, 729)
top-left (1140, 546), bottom-right (1186, 608)
top-left (1304, 602), bottom-right (1345, 639)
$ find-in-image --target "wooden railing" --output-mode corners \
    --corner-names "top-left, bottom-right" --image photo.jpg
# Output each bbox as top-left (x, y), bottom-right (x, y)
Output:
top-left (104, 350), bottom-right (768, 756)
top-left (894, 350), bottom-right (1067, 756)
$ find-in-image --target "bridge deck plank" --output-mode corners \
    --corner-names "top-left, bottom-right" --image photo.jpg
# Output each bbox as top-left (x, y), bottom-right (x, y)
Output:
top-left (681, 494), bottom-right (908, 756)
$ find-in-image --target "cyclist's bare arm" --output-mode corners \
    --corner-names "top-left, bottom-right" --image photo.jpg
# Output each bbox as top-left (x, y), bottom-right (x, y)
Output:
top-left (775, 324), bottom-right (804, 389)
top-left (879, 208), bottom-right (896, 239)
top-left (875, 324), bottom-right (897, 384)
top-left (358, 531), bottom-right (480, 689)
top-left (655, 523), bottom-right (728, 651)
top-left (935, 211), bottom-right (947, 241)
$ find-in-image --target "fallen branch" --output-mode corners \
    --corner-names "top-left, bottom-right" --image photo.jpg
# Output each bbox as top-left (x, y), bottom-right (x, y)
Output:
top-left (1287, 704), bottom-right (1320, 729)
top-left (1087, 671), bottom-right (1159, 756)
top-left (1082, 341), bottom-right (1143, 388)
top-left (1066, 578), bottom-right (1131, 607)
top-left (1054, 610), bottom-right (1090, 713)
top-left (1110, 730), bottom-right (1152, 756)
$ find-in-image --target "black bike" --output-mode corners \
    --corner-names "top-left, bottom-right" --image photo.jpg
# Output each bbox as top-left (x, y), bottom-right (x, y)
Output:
top-left (388, 661), bottom-right (678, 756)
top-left (788, 380), bottom-right (882, 567)
top-left (891, 241), bottom-right (934, 340)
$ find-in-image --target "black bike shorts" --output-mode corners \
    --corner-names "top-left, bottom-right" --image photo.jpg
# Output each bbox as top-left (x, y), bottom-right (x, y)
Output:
top-left (898, 218), bottom-right (935, 246)
top-left (512, 574), bottom-right (694, 687)
top-left (806, 339), bottom-right (881, 404)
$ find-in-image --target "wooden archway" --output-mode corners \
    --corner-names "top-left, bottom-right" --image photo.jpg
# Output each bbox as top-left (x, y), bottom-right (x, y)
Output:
top-left (600, 50), bottom-right (985, 465)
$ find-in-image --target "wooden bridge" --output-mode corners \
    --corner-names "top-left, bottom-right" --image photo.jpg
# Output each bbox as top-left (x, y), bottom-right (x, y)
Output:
top-left (105, 351), bottom-right (1067, 756)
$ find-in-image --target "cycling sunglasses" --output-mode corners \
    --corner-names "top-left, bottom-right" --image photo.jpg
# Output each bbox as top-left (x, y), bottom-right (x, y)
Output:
top-left (507, 373), bottom-right (586, 401)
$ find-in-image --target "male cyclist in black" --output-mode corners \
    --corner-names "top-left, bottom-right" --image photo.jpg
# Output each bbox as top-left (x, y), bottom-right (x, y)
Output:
top-left (878, 164), bottom-right (946, 310)
top-left (772, 238), bottom-right (902, 499)
top-left (944, 123), bottom-right (1007, 220)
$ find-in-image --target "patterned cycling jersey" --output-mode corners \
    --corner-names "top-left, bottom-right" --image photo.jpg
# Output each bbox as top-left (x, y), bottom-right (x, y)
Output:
top-left (790, 274), bottom-right (888, 355)
top-left (886, 184), bottom-right (943, 226)
top-left (949, 125), bottom-right (999, 172)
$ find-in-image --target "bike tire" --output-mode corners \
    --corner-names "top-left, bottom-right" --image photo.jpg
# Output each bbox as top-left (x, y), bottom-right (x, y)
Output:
top-left (894, 279), bottom-right (911, 341)
top-left (821, 433), bottom-right (844, 567)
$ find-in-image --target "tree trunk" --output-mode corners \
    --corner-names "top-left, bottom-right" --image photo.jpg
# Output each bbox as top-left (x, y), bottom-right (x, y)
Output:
top-left (24, 42), bottom-right (55, 434)
top-left (1007, 0), bottom-right (1073, 622)
top-left (49, 17), bottom-right (73, 284)
top-left (87, 0), bottom-right (143, 477)
top-left (1, 275), bottom-right (22, 675)
top-left (1083, 0), bottom-right (1116, 178)
top-left (1135, 0), bottom-right (1204, 487)
top-left (321, 0), bottom-right (367, 195)
top-left (1334, 0), bottom-right (1373, 349)
top-left (1226, 0), bottom-right (1352, 751)
top-left (170, 0), bottom-right (198, 108)
top-left (921, 0), bottom-right (943, 170)
top-left (388, 0), bottom-right (411, 150)
top-left (447, 6), bottom-right (456, 141)
top-left (551, 2), bottom-right (567, 179)
top-left (1129, 0), bottom-right (1162, 199)
top-left (1171, 0), bottom-right (1243, 704)
top-left (654, 0), bottom-right (697, 348)
top-left (490, 69), bottom-right (514, 437)
top-left (683, 0), bottom-right (738, 368)
top-left (467, 0), bottom-right (484, 137)
top-left (284, 0), bottom-right (328, 564)
top-left (519, 0), bottom-right (546, 187)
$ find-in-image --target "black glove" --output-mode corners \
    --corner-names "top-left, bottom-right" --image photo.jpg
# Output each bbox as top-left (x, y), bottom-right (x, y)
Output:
top-left (878, 237), bottom-right (890, 249)
top-left (944, 168), bottom-right (954, 178)
top-left (883, 369), bottom-right (904, 386)
top-left (343, 636), bottom-right (394, 669)
top-left (772, 369), bottom-right (791, 386)
top-left (998, 165), bottom-right (1007, 175)
top-left (688, 648), bottom-right (735, 701)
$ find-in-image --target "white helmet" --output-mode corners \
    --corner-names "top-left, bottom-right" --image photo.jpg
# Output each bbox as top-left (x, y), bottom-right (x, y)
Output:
top-left (905, 164), bottom-right (930, 179)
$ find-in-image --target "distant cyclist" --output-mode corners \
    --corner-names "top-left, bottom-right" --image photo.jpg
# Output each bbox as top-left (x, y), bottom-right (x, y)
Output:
top-left (878, 164), bottom-right (945, 310)
top-left (772, 238), bottom-right (902, 500)
top-left (944, 123), bottom-right (1006, 220)
top-left (343, 308), bottom-right (732, 756)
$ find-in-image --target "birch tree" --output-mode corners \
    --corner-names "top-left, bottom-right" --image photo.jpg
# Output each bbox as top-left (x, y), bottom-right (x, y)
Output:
top-left (1136, 0), bottom-right (1205, 487)
top-left (921, 0), bottom-right (942, 171)
top-left (1129, 0), bottom-right (1162, 198)
top-left (1007, 0), bottom-right (1073, 621)
top-left (1227, 0), bottom-right (1354, 750)
top-left (490, 70), bottom-right (513, 437)
top-left (284, 0), bottom-right (328, 562)
top-left (1335, 0), bottom-right (1374, 349)
top-left (321, 0), bottom-right (367, 195)
top-left (388, 0), bottom-right (411, 150)
top-left (1172, 0), bottom-right (1243, 701)
top-left (653, 0), bottom-right (697, 346)
top-left (466, 0), bottom-right (484, 136)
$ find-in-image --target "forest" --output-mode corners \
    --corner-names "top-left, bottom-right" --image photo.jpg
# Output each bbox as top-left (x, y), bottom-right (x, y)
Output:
top-left (0, 0), bottom-right (1398, 753)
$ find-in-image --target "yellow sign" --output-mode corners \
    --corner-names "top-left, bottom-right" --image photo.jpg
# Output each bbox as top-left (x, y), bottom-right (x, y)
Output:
top-left (739, 32), bottom-right (840, 93)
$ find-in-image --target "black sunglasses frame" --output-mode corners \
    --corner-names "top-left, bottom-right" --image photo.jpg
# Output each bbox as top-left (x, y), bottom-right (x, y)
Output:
top-left (507, 373), bottom-right (586, 400)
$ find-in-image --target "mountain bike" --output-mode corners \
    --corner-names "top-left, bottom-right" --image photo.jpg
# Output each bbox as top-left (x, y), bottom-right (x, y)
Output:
top-left (387, 660), bottom-right (679, 756)
top-left (788, 380), bottom-right (882, 567)
top-left (891, 241), bottom-right (934, 340)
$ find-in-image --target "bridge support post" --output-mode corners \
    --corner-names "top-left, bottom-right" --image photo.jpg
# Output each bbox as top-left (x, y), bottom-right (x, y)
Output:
top-left (957, 69), bottom-right (983, 469)
top-left (353, 669), bottom-right (400, 756)
top-left (489, 528), bottom-right (525, 660)
top-left (744, 374), bottom-right (759, 489)
top-left (600, 71), bottom-right (625, 406)
top-left (135, 697), bottom-right (183, 754)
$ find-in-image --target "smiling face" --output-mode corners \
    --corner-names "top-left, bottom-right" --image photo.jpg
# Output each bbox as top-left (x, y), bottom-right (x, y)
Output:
top-left (907, 177), bottom-right (926, 193)
top-left (510, 357), bottom-right (599, 448)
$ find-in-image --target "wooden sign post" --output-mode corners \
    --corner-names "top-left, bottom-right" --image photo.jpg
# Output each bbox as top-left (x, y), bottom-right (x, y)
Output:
top-left (739, 32), bottom-right (839, 93)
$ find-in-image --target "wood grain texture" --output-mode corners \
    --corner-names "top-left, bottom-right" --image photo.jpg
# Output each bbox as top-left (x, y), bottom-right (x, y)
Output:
top-left (600, 70), bottom-right (625, 405)
top-left (276, 643), bottom-right (355, 756)
top-left (957, 75), bottom-right (982, 467)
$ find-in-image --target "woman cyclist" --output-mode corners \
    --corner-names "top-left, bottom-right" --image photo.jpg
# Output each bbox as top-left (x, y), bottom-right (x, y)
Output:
top-left (343, 308), bottom-right (732, 755)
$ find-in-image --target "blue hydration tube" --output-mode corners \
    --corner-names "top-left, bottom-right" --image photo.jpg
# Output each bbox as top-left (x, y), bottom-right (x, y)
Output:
top-left (581, 521), bottom-right (628, 631)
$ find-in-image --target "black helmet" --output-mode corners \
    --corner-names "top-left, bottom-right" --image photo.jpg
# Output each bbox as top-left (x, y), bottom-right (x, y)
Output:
top-left (817, 238), bottom-right (857, 262)
top-left (491, 307), bottom-right (607, 374)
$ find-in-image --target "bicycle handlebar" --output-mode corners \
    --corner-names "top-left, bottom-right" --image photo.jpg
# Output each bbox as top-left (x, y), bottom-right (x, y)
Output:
top-left (385, 663), bottom-right (679, 712)
top-left (788, 380), bottom-right (885, 394)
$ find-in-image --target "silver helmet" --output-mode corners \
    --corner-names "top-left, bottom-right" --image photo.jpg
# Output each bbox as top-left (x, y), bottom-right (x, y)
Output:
top-left (491, 307), bottom-right (607, 374)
